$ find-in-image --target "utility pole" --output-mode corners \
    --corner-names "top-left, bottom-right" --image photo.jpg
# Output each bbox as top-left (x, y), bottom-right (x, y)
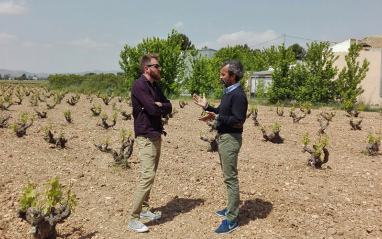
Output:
top-left (282, 34), bottom-right (286, 45)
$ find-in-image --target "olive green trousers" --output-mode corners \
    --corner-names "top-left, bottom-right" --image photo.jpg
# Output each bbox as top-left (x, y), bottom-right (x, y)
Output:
top-left (217, 133), bottom-right (242, 222)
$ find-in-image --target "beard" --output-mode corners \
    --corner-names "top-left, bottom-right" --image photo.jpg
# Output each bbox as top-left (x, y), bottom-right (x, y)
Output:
top-left (151, 70), bottom-right (161, 81)
top-left (221, 78), bottom-right (231, 88)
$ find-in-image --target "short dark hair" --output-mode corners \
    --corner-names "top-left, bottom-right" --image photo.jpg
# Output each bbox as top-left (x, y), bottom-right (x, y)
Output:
top-left (139, 53), bottom-right (159, 73)
top-left (221, 60), bottom-right (244, 81)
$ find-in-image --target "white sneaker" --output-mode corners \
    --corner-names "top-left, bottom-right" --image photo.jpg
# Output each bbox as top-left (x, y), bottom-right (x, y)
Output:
top-left (128, 220), bottom-right (149, 233)
top-left (140, 210), bottom-right (161, 220)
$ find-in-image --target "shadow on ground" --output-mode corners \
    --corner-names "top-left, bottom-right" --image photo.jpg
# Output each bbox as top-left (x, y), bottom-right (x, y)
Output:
top-left (239, 198), bottom-right (273, 226)
top-left (58, 226), bottom-right (98, 239)
top-left (146, 196), bottom-right (204, 226)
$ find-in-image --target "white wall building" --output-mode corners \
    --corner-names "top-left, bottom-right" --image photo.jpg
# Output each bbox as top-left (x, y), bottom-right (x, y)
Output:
top-left (248, 69), bottom-right (273, 97)
top-left (330, 36), bottom-right (382, 105)
top-left (247, 36), bottom-right (382, 105)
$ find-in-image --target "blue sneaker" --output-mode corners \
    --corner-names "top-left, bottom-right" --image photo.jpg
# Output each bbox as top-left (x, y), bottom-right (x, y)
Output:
top-left (216, 208), bottom-right (227, 217)
top-left (214, 219), bottom-right (239, 234)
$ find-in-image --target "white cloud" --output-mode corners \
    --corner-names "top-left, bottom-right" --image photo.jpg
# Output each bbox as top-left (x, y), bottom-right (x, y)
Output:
top-left (21, 42), bottom-right (34, 47)
top-left (67, 38), bottom-right (112, 51)
top-left (173, 21), bottom-right (183, 29)
top-left (0, 1), bottom-right (27, 16)
top-left (195, 30), bottom-right (279, 50)
top-left (208, 30), bottom-right (279, 49)
top-left (43, 44), bottom-right (53, 49)
top-left (216, 30), bottom-right (278, 48)
top-left (0, 32), bottom-right (17, 44)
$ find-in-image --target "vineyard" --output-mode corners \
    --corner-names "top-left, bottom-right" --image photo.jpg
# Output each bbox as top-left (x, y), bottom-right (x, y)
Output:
top-left (0, 85), bottom-right (382, 238)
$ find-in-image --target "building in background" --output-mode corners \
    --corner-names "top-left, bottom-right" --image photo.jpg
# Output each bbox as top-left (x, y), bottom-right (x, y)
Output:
top-left (331, 36), bottom-right (382, 105)
top-left (247, 69), bottom-right (273, 98)
top-left (197, 48), bottom-right (217, 58)
top-left (247, 36), bottom-right (382, 105)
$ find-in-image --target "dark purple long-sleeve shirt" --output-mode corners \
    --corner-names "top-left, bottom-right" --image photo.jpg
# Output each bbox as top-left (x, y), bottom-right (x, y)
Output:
top-left (131, 75), bottom-right (172, 138)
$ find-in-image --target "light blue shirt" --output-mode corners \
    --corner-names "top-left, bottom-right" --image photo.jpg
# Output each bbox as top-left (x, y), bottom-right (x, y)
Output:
top-left (225, 82), bottom-right (240, 94)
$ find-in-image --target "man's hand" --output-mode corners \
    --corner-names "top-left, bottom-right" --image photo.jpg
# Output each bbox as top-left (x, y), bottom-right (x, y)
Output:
top-left (193, 93), bottom-right (207, 109)
top-left (155, 102), bottom-right (162, 107)
top-left (233, 122), bottom-right (244, 128)
top-left (198, 111), bottom-right (216, 122)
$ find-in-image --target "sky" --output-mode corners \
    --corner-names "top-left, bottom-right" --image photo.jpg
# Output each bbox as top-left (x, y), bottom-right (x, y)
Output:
top-left (1, 0), bottom-right (381, 74)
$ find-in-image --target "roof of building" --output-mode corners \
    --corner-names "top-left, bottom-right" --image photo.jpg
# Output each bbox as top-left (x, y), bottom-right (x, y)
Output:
top-left (252, 70), bottom-right (273, 75)
top-left (358, 42), bottom-right (371, 47)
top-left (360, 35), bottom-right (382, 48)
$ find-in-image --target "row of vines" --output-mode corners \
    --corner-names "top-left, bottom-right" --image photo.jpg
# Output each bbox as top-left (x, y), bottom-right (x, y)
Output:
top-left (1, 82), bottom-right (381, 238)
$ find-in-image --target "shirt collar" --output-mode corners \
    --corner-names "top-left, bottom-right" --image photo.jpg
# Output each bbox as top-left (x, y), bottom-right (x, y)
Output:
top-left (141, 74), bottom-right (155, 86)
top-left (225, 82), bottom-right (240, 94)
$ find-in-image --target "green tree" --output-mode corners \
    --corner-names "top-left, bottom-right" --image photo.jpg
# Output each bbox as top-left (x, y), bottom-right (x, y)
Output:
top-left (214, 45), bottom-right (260, 73)
top-left (119, 44), bottom-right (145, 91)
top-left (119, 29), bottom-right (189, 96)
top-left (298, 41), bottom-right (339, 103)
top-left (254, 78), bottom-right (267, 100)
top-left (48, 74), bottom-right (86, 91)
top-left (47, 73), bottom-right (128, 95)
top-left (214, 45), bottom-right (242, 62)
top-left (288, 62), bottom-right (310, 101)
top-left (183, 52), bottom-right (215, 95)
top-left (177, 33), bottom-right (195, 50)
top-left (252, 49), bottom-right (269, 72)
top-left (335, 43), bottom-right (370, 104)
top-left (288, 43), bottom-right (306, 60)
top-left (82, 73), bottom-right (128, 95)
top-left (238, 44), bottom-right (261, 73)
top-left (212, 45), bottom-right (261, 97)
top-left (261, 45), bottom-right (282, 69)
top-left (266, 44), bottom-right (296, 103)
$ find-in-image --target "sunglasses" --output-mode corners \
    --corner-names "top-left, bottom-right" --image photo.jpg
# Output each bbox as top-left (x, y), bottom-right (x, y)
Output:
top-left (146, 64), bottom-right (161, 69)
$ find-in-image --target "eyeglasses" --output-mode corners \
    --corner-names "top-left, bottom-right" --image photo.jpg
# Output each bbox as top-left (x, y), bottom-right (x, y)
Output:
top-left (146, 64), bottom-right (161, 69)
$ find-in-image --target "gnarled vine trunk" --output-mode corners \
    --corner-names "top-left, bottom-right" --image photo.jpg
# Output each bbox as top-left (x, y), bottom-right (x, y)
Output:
top-left (261, 128), bottom-right (283, 144)
top-left (18, 202), bottom-right (71, 239)
top-left (302, 146), bottom-right (329, 168)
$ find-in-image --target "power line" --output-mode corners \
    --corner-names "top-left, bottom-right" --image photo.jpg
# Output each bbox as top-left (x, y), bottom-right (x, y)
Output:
top-left (285, 35), bottom-right (338, 44)
top-left (249, 34), bottom-right (338, 48)
top-left (249, 35), bottom-right (284, 48)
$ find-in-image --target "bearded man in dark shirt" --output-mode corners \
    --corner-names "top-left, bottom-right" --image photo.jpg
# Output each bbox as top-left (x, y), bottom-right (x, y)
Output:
top-left (128, 53), bottom-right (172, 233)
top-left (193, 60), bottom-right (248, 234)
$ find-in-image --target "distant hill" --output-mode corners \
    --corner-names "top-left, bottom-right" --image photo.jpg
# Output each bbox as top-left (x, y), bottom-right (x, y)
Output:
top-left (75, 70), bottom-right (121, 75)
top-left (0, 69), bottom-right (121, 78)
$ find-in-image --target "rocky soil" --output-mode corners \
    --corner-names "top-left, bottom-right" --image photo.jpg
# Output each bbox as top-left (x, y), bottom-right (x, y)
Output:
top-left (0, 93), bottom-right (382, 239)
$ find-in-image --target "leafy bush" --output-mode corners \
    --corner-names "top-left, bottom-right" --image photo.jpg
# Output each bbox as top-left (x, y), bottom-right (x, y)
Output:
top-left (19, 177), bottom-right (76, 214)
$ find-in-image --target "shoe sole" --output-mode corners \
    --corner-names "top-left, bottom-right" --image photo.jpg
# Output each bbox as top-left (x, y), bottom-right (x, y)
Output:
top-left (216, 212), bottom-right (226, 217)
top-left (140, 215), bottom-right (161, 221)
top-left (215, 225), bottom-right (239, 234)
top-left (128, 225), bottom-right (149, 233)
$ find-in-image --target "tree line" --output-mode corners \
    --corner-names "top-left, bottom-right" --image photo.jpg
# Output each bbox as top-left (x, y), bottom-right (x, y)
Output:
top-left (47, 73), bottom-right (128, 96)
top-left (48, 29), bottom-right (369, 108)
top-left (0, 73), bottom-right (46, 81)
